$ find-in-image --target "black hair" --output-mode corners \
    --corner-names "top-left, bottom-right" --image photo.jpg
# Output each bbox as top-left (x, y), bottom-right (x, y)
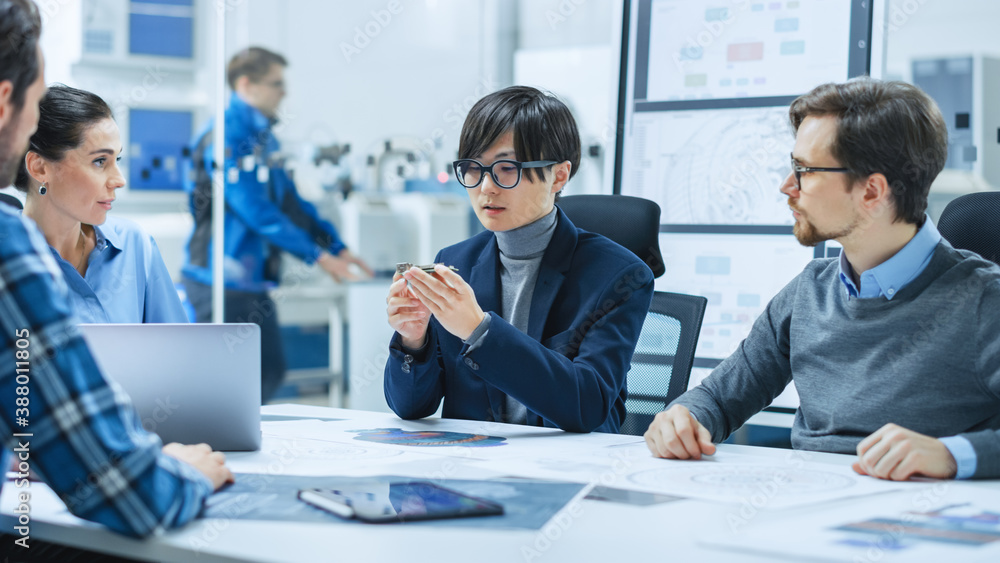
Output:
top-left (227, 47), bottom-right (287, 90)
top-left (458, 86), bottom-right (581, 186)
top-left (0, 0), bottom-right (41, 111)
top-left (789, 77), bottom-right (948, 225)
top-left (14, 84), bottom-right (114, 192)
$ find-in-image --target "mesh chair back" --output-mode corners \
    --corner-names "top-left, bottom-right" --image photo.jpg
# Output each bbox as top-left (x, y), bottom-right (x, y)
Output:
top-left (619, 291), bottom-right (707, 436)
top-left (938, 192), bottom-right (1000, 265)
top-left (0, 193), bottom-right (23, 211)
top-left (558, 195), bottom-right (666, 278)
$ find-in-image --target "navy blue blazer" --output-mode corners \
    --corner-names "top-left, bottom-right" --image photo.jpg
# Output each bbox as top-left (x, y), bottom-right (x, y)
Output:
top-left (384, 207), bottom-right (654, 433)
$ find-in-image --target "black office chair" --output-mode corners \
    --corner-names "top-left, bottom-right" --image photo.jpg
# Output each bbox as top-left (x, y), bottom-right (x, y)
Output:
top-left (558, 194), bottom-right (666, 278)
top-left (0, 192), bottom-right (23, 210)
top-left (938, 192), bottom-right (1000, 265)
top-left (619, 291), bottom-right (707, 436)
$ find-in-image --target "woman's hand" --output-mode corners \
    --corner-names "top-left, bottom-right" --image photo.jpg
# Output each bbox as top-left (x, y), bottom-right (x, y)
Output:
top-left (386, 272), bottom-right (431, 349)
top-left (403, 265), bottom-right (485, 341)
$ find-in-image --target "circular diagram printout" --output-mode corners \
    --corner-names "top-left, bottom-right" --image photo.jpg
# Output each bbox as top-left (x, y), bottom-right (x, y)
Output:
top-left (628, 465), bottom-right (856, 497)
top-left (349, 428), bottom-right (507, 447)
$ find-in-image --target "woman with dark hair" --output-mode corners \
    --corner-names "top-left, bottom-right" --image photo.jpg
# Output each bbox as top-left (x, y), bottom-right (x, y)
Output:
top-left (15, 84), bottom-right (186, 323)
top-left (383, 86), bottom-right (654, 434)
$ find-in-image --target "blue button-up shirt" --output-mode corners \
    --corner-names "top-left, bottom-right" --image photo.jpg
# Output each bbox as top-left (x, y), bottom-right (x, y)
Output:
top-left (53, 216), bottom-right (188, 324)
top-left (838, 217), bottom-right (976, 478)
top-left (0, 206), bottom-right (211, 537)
top-left (838, 216), bottom-right (942, 300)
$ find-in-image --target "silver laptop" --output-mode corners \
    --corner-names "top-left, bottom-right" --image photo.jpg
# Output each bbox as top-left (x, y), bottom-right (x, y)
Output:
top-left (79, 323), bottom-right (261, 451)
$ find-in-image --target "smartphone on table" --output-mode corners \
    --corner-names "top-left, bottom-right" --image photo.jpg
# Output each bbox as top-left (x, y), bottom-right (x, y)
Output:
top-left (298, 481), bottom-right (504, 523)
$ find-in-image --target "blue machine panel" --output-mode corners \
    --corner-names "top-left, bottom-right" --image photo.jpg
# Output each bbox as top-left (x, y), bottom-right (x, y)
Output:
top-left (913, 57), bottom-right (976, 171)
top-left (129, 0), bottom-right (194, 58)
top-left (281, 325), bottom-right (331, 371)
top-left (128, 108), bottom-right (192, 191)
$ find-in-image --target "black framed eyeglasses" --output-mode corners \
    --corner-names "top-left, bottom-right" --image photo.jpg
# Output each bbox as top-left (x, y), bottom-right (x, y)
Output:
top-left (790, 153), bottom-right (850, 187)
top-left (453, 159), bottom-right (557, 189)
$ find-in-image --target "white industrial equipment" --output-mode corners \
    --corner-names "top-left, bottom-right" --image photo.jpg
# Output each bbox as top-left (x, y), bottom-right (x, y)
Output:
top-left (912, 55), bottom-right (1000, 189)
top-left (913, 55), bottom-right (1000, 222)
top-left (338, 192), bottom-right (412, 275)
top-left (387, 193), bottom-right (470, 265)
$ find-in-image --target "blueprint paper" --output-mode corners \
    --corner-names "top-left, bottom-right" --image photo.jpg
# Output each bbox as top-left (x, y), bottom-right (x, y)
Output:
top-left (702, 486), bottom-right (1000, 562)
top-left (202, 474), bottom-right (586, 530)
top-left (268, 413), bottom-right (640, 461)
top-left (476, 446), bottom-right (920, 510)
top-left (224, 432), bottom-right (447, 477)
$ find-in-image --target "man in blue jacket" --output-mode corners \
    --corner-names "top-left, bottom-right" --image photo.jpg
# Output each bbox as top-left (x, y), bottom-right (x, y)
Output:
top-left (182, 47), bottom-right (371, 402)
top-left (384, 86), bottom-right (654, 433)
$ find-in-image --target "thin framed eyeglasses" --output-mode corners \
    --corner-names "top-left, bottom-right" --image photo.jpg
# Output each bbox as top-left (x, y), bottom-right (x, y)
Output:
top-left (790, 153), bottom-right (850, 187)
top-left (453, 159), bottom-right (557, 189)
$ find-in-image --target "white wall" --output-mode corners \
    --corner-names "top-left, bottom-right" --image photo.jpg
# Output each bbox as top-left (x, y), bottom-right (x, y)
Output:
top-left (517, 0), bottom-right (617, 50)
top-left (37, 0), bottom-right (81, 85)
top-left (515, 0), bottom-right (622, 194)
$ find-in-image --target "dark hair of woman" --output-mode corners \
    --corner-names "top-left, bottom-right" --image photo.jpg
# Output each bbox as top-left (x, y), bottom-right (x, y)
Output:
top-left (14, 84), bottom-right (113, 192)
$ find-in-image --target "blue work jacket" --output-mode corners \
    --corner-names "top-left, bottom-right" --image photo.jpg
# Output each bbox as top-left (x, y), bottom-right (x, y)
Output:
top-left (181, 93), bottom-right (345, 291)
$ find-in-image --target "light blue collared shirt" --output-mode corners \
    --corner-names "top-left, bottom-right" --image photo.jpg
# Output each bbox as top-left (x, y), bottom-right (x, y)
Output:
top-left (52, 216), bottom-right (188, 324)
top-left (837, 216), bottom-right (941, 300)
top-left (838, 216), bottom-right (976, 479)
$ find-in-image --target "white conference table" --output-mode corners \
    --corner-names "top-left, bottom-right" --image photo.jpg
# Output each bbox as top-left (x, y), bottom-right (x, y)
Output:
top-left (3, 404), bottom-right (999, 563)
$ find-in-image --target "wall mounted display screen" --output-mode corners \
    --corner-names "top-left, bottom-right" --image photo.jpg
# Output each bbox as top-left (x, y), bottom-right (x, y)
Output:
top-left (615, 0), bottom-right (874, 410)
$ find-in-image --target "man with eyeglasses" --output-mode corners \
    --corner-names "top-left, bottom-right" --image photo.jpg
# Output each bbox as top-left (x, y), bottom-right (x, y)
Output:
top-left (181, 46), bottom-right (372, 403)
top-left (383, 86), bottom-right (654, 433)
top-left (645, 77), bottom-right (1000, 481)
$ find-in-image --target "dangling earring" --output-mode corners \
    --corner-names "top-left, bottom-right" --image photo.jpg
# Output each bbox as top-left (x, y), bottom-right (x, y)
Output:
top-left (38, 183), bottom-right (47, 195)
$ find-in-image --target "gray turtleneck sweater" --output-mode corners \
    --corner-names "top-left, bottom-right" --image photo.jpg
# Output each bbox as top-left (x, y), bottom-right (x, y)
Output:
top-left (462, 208), bottom-right (558, 424)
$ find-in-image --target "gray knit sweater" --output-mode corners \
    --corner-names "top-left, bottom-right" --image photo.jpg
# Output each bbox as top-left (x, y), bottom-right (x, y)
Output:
top-left (673, 241), bottom-right (1000, 478)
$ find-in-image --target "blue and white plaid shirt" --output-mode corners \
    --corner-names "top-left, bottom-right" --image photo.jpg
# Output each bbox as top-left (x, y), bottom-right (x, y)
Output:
top-left (0, 204), bottom-right (211, 537)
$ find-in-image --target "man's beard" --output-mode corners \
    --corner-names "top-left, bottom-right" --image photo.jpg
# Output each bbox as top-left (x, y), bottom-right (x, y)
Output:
top-left (0, 124), bottom-right (26, 187)
top-left (790, 203), bottom-right (858, 247)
